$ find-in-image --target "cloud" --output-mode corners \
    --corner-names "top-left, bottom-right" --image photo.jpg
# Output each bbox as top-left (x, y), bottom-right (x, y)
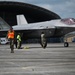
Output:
top-left (36, 0), bottom-right (75, 18)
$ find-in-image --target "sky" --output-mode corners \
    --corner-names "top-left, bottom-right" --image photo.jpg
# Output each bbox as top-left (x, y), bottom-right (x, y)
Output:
top-left (1, 0), bottom-right (75, 18)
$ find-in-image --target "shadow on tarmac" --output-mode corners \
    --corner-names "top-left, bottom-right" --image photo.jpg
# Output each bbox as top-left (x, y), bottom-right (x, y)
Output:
top-left (24, 46), bottom-right (75, 49)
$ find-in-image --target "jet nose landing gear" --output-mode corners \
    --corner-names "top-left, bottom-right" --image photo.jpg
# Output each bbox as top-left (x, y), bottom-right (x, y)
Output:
top-left (64, 42), bottom-right (69, 47)
top-left (64, 35), bottom-right (69, 47)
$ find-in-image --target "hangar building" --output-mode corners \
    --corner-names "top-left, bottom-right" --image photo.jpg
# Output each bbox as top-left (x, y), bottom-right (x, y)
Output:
top-left (0, 1), bottom-right (60, 26)
top-left (0, 1), bottom-right (61, 43)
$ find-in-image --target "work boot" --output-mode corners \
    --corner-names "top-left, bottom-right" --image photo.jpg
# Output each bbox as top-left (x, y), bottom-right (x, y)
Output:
top-left (11, 49), bottom-right (14, 53)
top-left (11, 51), bottom-right (14, 53)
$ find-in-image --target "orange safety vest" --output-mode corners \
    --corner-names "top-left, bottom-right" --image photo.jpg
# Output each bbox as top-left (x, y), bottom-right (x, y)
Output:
top-left (8, 30), bottom-right (14, 39)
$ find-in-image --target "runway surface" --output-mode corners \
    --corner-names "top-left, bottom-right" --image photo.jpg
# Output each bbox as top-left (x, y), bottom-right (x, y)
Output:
top-left (0, 43), bottom-right (75, 75)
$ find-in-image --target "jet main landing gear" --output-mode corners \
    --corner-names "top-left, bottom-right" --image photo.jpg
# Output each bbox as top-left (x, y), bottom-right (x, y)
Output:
top-left (40, 32), bottom-right (47, 48)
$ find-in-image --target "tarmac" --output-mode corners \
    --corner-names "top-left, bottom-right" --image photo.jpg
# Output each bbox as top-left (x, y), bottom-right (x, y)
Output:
top-left (0, 43), bottom-right (75, 75)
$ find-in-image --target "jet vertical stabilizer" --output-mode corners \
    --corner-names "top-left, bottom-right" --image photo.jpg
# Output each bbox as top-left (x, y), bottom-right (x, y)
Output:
top-left (16, 15), bottom-right (28, 25)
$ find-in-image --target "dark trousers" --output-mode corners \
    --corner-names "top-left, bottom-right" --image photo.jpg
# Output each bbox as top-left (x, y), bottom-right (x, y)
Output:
top-left (14, 39), bottom-right (17, 48)
top-left (9, 38), bottom-right (14, 53)
top-left (17, 40), bottom-right (21, 49)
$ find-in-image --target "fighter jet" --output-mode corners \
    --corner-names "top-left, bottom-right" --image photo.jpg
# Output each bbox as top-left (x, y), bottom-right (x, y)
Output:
top-left (0, 15), bottom-right (75, 48)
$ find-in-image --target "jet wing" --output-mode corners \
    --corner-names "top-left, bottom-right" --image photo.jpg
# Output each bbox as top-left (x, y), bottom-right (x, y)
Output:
top-left (13, 14), bottom-right (55, 30)
top-left (13, 21), bottom-right (55, 30)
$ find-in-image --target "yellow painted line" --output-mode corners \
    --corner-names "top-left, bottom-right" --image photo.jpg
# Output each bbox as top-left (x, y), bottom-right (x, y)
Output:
top-left (24, 47), bottom-right (30, 49)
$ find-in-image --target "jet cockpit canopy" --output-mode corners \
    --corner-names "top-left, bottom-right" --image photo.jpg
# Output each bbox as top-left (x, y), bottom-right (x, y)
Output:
top-left (61, 18), bottom-right (75, 25)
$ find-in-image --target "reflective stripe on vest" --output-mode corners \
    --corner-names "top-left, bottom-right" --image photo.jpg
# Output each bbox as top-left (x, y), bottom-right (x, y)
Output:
top-left (8, 31), bottom-right (14, 39)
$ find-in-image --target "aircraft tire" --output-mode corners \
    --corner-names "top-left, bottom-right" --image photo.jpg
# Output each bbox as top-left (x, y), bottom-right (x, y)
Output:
top-left (41, 41), bottom-right (47, 48)
top-left (64, 42), bottom-right (69, 47)
top-left (40, 38), bottom-right (47, 49)
top-left (40, 33), bottom-right (47, 48)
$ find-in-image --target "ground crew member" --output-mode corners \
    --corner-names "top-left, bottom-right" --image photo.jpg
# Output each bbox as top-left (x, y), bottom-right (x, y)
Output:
top-left (17, 33), bottom-right (22, 49)
top-left (7, 27), bottom-right (15, 53)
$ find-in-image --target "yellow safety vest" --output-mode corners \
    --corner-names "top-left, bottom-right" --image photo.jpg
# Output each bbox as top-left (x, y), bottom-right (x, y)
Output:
top-left (17, 35), bottom-right (21, 41)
